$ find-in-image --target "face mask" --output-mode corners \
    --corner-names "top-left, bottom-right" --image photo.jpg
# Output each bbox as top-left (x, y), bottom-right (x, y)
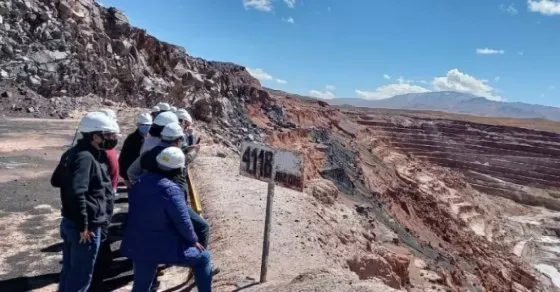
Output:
top-left (100, 137), bottom-right (118, 150)
top-left (138, 125), bottom-right (151, 136)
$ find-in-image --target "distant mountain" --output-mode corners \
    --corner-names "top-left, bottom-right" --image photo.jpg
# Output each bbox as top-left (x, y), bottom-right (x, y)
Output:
top-left (328, 91), bottom-right (560, 121)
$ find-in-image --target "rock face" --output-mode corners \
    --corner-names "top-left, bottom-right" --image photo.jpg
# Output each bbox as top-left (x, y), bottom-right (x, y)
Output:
top-left (0, 0), bottom-right (271, 134)
top-left (257, 93), bottom-right (560, 292)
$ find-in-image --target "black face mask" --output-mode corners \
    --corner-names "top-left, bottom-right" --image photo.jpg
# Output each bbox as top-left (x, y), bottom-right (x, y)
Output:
top-left (100, 138), bottom-right (118, 150)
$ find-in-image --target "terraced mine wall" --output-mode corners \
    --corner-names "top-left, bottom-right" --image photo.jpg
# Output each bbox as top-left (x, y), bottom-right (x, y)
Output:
top-left (357, 117), bottom-right (560, 211)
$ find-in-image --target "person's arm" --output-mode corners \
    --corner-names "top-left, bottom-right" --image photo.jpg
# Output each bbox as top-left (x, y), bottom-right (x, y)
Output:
top-left (50, 152), bottom-right (67, 188)
top-left (184, 150), bottom-right (198, 165)
top-left (118, 136), bottom-right (132, 180)
top-left (162, 185), bottom-right (198, 246)
top-left (70, 152), bottom-right (93, 232)
top-left (106, 150), bottom-right (119, 190)
top-left (126, 156), bottom-right (143, 185)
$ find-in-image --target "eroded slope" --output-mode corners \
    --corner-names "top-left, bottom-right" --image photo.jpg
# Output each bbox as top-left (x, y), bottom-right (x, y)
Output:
top-left (253, 91), bottom-right (560, 291)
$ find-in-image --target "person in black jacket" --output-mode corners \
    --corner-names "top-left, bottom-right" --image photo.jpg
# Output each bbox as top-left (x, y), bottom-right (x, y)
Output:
top-left (51, 112), bottom-right (120, 292)
top-left (119, 113), bottom-right (152, 187)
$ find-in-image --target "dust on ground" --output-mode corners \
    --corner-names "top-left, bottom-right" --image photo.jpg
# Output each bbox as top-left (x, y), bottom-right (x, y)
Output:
top-left (190, 143), bottom-right (447, 292)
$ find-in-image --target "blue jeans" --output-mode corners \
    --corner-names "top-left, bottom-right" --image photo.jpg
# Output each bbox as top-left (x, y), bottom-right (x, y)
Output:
top-left (188, 207), bottom-right (209, 248)
top-left (131, 249), bottom-right (213, 292)
top-left (58, 218), bottom-right (101, 292)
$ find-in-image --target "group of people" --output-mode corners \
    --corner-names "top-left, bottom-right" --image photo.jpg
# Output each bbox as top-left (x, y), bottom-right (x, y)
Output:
top-left (51, 102), bottom-right (214, 292)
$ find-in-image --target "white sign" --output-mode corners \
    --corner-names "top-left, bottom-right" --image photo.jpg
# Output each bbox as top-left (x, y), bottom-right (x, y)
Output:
top-left (239, 142), bottom-right (304, 192)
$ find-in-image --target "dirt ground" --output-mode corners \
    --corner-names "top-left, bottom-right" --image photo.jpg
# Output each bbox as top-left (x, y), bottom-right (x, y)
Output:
top-left (0, 115), bottom-right (440, 292)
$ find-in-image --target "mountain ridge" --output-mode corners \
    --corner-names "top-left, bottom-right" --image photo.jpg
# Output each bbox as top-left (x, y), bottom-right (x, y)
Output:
top-left (326, 91), bottom-right (560, 121)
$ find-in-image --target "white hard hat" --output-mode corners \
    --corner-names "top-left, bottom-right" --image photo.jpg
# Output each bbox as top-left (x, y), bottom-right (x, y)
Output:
top-left (175, 109), bottom-right (193, 123)
top-left (151, 106), bottom-right (160, 113)
top-left (161, 122), bottom-right (184, 141)
top-left (170, 106), bottom-right (177, 113)
top-left (157, 102), bottom-right (170, 111)
top-left (136, 113), bottom-right (153, 125)
top-left (78, 112), bottom-right (120, 134)
top-left (156, 147), bottom-right (185, 169)
top-left (99, 109), bottom-right (117, 121)
top-left (153, 111), bottom-right (179, 126)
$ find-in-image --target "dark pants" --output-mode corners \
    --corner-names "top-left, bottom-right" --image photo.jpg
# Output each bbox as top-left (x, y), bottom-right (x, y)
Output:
top-left (88, 225), bottom-right (112, 292)
top-left (188, 207), bottom-right (209, 248)
top-left (58, 218), bottom-right (101, 292)
top-left (132, 250), bottom-right (213, 292)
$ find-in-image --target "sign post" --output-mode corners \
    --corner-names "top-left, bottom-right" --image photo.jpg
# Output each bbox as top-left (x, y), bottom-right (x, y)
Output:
top-left (260, 180), bottom-right (275, 283)
top-left (239, 142), bottom-right (304, 284)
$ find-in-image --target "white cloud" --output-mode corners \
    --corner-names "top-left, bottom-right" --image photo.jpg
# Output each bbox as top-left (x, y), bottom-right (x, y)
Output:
top-left (518, 51), bottom-right (525, 56)
top-left (356, 69), bottom-right (503, 101)
top-left (476, 48), bottom-right (505, 55)
top-left (247, 67), bottom-right (287, 84)
top-left (327, 6), bottom-right (332, 12)
top-left (310, 90), bottom-right (336, 99)
top-left (284, 0), bottom-right (296, 8)
top-left (549, 85), bottom-right (556, 90)
top-left (325, 84), bottom-right (336, 91)
top-left (432, 69), bottom-right (503, 101)
top-left (500, 3), bottom-right (519, 15)
top-left (243, 0), bottom-right (273, 12)
top-left (356, 77), bottom-right (430, 100)
top-left (528, 0), bottom-right (560, 15)
top-left (282, 17), bottom-right (295, 24)
top-left (247, 68), bottom-right (273, 80)
top-left (383, 74), bottom-right (391, 80)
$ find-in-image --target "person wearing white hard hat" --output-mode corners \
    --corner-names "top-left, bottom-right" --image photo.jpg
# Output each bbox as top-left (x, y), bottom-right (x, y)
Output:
top-left (50, 112), bottom-right (120, 292)
top-left (127, 122), bottom-right (211, 249)
top-left (156, 102), bottom-right (171, 112)
top-left (126, 122), bottom-right (184, 185)
top-left (150, 106), bottom-right (160, 119)
top-left (119, 113), bottom-right (153, 187)
top-left (93, 108), bottom-right (122, 291)
top-left (99, 109), bottom-right (120, 192)
top-left (99, 108), bottom-right (117, 121)
top-left (140, 111), bottom-right (179, 155)
top-left (170, 106), bottom-right (177, 113)
top-left (121, 147), bottom-right (213, 292)
top-left (176, 108), bottom-right (200, 165)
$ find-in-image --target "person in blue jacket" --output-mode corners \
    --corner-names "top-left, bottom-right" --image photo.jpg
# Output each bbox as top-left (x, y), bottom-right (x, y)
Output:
top-left (120, 147), bottom-right (213, 292)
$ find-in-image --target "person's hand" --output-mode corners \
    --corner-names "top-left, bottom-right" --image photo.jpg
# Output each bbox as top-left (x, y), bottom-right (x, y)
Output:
top-left (187, 144), bottom-right (200, 152)
top-left (185, 127), bottom-right (194, 134)
top-left (79, 230), bottom-right (95, 244)
top-left (195, 242), bottom-right (205, 251)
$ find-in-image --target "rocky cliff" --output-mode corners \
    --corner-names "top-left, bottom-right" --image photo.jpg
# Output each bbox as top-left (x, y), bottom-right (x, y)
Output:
top-left (0, 0), bottom-right (282, 139)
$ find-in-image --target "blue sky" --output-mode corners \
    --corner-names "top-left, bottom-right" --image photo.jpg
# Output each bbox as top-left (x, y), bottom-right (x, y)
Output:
top-left (100, 0), bottom-right (560, 107)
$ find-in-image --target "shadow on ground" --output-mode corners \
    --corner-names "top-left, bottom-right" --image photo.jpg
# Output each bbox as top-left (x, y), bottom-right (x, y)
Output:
top-left (0, 206), bottom-right (140, 291)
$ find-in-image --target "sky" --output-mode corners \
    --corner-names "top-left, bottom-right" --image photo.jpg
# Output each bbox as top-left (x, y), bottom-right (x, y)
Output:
top-left (99, 0), bottom-right (560, 107)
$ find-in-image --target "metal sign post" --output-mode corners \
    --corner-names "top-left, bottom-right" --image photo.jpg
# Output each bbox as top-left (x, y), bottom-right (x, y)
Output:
top-left (260, 180), bottom-right (275, 283)
top-left (239, 142), bottom-right (304, 284)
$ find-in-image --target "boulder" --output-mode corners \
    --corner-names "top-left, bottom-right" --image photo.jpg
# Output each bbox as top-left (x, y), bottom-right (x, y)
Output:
top-left (347, 253), bottom-right (410, 289)
top-left (0, 1), bottom-right (11, 16)
top-left (58, 1), bottom-right (73, 20)
top-left (0, 70), bottom-right (9, 79)
top-left (192, 98), bottom-right (213, 122)
top-left (113, 39), bottom-right (131, 56)
top-left (305, 179), bottom-right (339, 205)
